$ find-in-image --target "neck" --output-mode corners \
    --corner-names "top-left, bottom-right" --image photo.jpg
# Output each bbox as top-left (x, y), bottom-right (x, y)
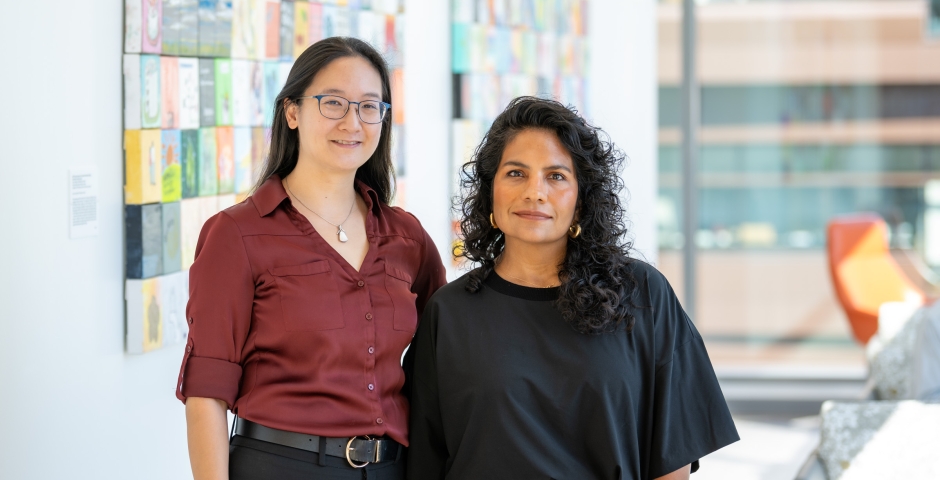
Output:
top-left (283, 159), bottom-right (359, 214)
top-left (495, 238), bottom-right (567, 287)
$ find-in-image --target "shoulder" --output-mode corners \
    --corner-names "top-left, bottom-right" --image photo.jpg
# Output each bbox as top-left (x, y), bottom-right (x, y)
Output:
top-left (209, 195), bottom-right (297, 237)
top-left (219, 198), bottom-right (256, 227)
top-left (419, 274), bottom-right (481, 335)
top-left (201, 207), bottom-right (245, 241)
top-left (376, 204), bottom-right (431, 245)
top-left (426, 273), bottom-right (474, 307)
top-left (193, 208), bottom-right (252, 270)
top-left (382, 204), bottom-right (424, 232)
top-left (621, 259), bottom-right (692, 344)
top-left (623, 259), bottom-right (673, 299)
top-left (422, 274), bottom-right (481, 318)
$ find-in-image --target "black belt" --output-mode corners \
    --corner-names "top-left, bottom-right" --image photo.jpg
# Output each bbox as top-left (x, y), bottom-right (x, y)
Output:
top-left (233, 418), bottom-right (401, 468)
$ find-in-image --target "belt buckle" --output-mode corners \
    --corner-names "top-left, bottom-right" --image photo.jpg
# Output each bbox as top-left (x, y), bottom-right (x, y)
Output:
top-left (345, 435), bottom-right (373, 468)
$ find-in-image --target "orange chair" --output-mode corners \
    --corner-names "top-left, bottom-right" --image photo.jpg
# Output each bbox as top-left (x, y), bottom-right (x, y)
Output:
top-left (826, 213), bottom-right (927, 345)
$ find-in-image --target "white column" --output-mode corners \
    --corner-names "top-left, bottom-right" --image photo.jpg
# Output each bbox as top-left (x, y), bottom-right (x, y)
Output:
top-left (588, 0), bottom-right (659, 265)
top-left (403, 0), bottom-right (455, 277)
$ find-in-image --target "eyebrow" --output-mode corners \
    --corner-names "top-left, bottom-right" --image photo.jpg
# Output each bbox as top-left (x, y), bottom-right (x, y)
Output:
top-left (319, 88), bottom-right (382, 100)
top-left (501, 160), bottom-right (573, 173)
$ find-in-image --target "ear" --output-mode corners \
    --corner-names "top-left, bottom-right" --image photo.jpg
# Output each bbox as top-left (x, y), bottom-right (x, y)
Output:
top-left (284, 98), bottom-right (299, 130)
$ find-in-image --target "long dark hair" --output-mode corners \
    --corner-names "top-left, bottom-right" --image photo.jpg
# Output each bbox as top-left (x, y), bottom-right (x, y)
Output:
top-left (459, 96), bottom-right (638, 335)
top-left (253, 37), bottom-right (394, 203)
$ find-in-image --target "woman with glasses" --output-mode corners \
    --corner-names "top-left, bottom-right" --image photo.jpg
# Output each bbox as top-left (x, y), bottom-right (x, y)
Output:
top-left (177, 37), bottom-right (446, 480)
top-left (406, 97), bottom-right (738, 480)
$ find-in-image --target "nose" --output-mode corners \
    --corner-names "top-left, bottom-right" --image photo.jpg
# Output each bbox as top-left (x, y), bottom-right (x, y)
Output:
top-left (524, 175), bottom-right (547, 203)
top-left (338, 103), bottom-right (364, 131)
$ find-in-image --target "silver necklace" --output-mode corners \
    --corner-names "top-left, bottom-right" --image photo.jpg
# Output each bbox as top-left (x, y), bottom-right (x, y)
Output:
top-left (285, 179), bottom-right (355, 243)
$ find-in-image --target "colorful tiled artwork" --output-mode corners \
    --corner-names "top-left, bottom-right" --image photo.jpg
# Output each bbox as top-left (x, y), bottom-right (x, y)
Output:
top-left (123, 0), bottom-right (407, 353)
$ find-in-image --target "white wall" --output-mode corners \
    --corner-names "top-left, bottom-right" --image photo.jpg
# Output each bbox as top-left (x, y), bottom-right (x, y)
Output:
top-left (0, 1), bottom-right (657, 478)
top-left (0, 2), bottom-right (191, 479)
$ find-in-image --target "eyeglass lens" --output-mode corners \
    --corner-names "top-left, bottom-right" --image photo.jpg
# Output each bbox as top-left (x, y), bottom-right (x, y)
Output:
top-left (318, 95), bottom-right (386, 124)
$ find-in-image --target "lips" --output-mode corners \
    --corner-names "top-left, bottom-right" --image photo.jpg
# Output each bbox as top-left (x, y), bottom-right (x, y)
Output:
top-left (513, 210), bottom-right (552, 220)
top-left (332, 140), bottom-right (361, 146)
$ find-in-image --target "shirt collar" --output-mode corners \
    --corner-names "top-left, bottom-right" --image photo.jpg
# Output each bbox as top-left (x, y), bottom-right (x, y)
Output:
top-left (356, 179), bottom-right (382, 217)
top-left (252, 174), bottom-right (383, 217)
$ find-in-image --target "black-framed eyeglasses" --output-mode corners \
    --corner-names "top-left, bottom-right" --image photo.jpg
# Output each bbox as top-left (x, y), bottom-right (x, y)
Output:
top-left (297, 94), bottom-right (391, 124)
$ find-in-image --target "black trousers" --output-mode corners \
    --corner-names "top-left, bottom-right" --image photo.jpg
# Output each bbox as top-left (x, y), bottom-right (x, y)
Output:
top-left (229, 435), bottom-right (406, 480)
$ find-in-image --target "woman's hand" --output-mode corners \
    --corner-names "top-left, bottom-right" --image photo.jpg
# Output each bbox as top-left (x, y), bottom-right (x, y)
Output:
top-left (185, 397), bottom-right (229, 480)
top-left (654, 463), bottom-right (691, 480)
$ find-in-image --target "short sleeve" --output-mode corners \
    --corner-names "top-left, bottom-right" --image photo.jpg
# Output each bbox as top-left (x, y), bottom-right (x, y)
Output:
top-left (405, 299), bottom-right (449, 479)
top-left (175, 212), bottom-right (254, 409)
top-left (646, 268), bottom-right (739, 477)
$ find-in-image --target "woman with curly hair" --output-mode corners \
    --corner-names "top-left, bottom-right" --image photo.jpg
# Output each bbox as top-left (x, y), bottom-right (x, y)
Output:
top-left (405, 97), bottom-right (738, 480)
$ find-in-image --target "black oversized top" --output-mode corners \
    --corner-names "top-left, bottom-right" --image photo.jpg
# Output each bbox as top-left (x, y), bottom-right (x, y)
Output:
top-left (406, 261), bottom-right (739, 480)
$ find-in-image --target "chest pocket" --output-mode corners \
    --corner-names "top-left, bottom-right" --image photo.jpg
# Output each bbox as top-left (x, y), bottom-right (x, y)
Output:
top-left (384, 263), bottom-right (418, 333)
top-left (270, 260), bottom-right (345, 332)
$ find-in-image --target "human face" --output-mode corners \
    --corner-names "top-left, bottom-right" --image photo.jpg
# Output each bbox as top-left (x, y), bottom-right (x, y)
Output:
top-left (492, 128), bottom-right (579, 248)
top-left (285, 56), bottom-right (384, 174)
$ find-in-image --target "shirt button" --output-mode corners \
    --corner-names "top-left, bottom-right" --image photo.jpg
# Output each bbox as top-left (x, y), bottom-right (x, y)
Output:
top-left (186, 345), bottom-right (192, 352)
top-left (368, 383), bottom-right (375, 391)
top-left (365, 313), bottom-right (373, 320)
top-left (357, 280), bottom-right (365, 287)
top-left (188, 317), bottom-right (194, 324)
top-left (368, 346), bottom-right (375, 354)
top-left (376, 418), bottom-right (383, 425)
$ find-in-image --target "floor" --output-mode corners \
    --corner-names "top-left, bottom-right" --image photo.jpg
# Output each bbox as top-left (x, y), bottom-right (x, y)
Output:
top-left (695, 414), bottom-right (821, 480)
top-left (697, 368), bottom-right (870, 480)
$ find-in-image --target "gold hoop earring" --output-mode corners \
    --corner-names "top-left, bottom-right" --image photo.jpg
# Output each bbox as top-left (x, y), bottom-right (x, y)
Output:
top-left (568, 223), bottom-right (582, 239)
top-left (489, 213), bottom-right (499, 230)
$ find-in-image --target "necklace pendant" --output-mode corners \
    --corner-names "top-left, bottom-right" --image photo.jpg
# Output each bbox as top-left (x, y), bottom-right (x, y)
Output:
top-left (337, 225), bottom-right (349, 243)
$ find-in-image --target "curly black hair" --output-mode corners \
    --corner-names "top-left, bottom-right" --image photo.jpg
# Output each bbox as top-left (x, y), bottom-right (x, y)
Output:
top-left (458, 96), bottom-right (638, 335)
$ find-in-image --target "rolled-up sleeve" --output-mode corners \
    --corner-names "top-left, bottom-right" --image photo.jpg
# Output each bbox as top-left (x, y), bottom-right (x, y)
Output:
top-left (175, 212), bottom-right (254, 409)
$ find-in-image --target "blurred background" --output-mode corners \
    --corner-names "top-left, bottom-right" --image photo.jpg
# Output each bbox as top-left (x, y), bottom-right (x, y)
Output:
top-left (1, 0), bottom-right (938, 478)
top-left (657, 0), bottom-right (940, 478)
top-left (659, 0), bottom-right (938, 370)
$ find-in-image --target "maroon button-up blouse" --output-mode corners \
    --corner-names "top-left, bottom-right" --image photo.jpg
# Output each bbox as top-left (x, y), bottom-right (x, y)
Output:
top-left (175, 176), bottom-right (446, 446)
